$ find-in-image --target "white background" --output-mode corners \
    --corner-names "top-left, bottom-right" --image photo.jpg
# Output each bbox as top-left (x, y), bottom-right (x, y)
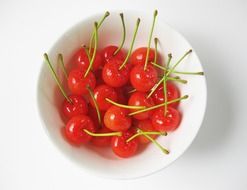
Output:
top-left (1, 0), bottom-right (247, 189)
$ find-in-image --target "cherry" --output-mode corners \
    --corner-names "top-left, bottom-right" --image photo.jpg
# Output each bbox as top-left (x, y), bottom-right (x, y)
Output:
top-left (104, 105), bottom-right (132, 131)
top-left (68, 69), bottom-right (96, 95)
top-left (130, 47), bottom-right (155, 66)
top-left (102, 59), bottom-right (131, 87)
top-left (89, 84), bottom-right (118, 111)
top-left (128, 92), bottom-right (155, 120)
top-left (136, 120), bottom-right (157, 144)
top-left (130, 64), bottom-right (158, 92)
top-left (152, 107), bottom-right (181, 132)
top-left (65, 115), bottom-right (95, 145)
top-left (151, 82), bottom-right (180, 108)
top-left (62, 95), bottom-right (88, 120)
top-left (101, 45), bottom-right (124, 64)
top-left (111, 129), bottom-right (138, 158)
top-left (91, 126), bottom-right (113, 147)
top-left (114, 87), bottom-right (128, 104)
top-left (71, 47), bottom-right (103, 71)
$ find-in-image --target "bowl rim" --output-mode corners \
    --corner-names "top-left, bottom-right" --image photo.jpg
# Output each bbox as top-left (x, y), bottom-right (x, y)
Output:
top-left (36, 9), bottom-right (208, 179)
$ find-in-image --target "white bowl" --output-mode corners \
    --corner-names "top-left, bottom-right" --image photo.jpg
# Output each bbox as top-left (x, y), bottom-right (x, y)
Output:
top-left (37, 10), bottom-right (207, 179)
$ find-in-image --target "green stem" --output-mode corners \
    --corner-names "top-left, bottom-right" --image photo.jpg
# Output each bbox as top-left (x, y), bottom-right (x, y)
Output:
top-left (86, 85), bottom-right (101, 125)
top-left (128, 88), bottom-right (137, 94)
top-left (119, 18), bottom-right (141, 70)
top-left (167, 77), bottom-right (187, 84)
top-left (58, 53), bottom-right (68, 78)
top-left (138, 129), bottom-right (169, 154)
top-left (113, 13), bottom-right (126, 55)
top-left (129, 95), bottom-right (188, 116)
top-left (126, 131), bottom-right (167, 143)
top-left (43, 53), bottom-right (71, 103)
top-left (89, 11), bottom-right (110, 53)
top-left (166, 53), bottom-right (172, 69)
top-left (83, 129), bottom-right (122, 137)
top-left (82, 45), bottom-right (91, 62)
top-left (154, 37), bottom-right (158, 64)
top-left (144, 10), bottom-right (158, 71)
top-left (84, 22), bottom-right (98, 77)
top-left (166, 49), bottom-right (192, 77)
top-left (105, 98), bottom-right (145, 109)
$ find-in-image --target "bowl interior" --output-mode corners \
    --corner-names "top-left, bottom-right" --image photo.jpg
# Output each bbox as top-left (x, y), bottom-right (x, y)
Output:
top-left (37, 11), bottom-right (207, 179)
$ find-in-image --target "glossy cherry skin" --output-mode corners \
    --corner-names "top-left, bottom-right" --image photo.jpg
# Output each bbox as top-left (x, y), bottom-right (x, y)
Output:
top-left (68, 69), bottom-right (96, 95)
top-left (102, 59), bottom-right (131, 87)
top-left (62, 95), bottom-right (88, 120)
top-left (104, 105), bottom-right (132, 131)
top-left (137, 119), bottom-right (157, 144)
top-left (111, 129), bottom-right (138, 158)
top-left (130, 64), bottom-right (158, 92)
top-left (152, 107), bottom-right (181, 132)
top-left (130, 47), bottom-right (155, 66)
top-left (65, 115), bottom-right (95, 145)
top-left (89, 84), bottom-right (118, 111)
top-left (71, 47), bottom-right (103, 71)
top-left (128, 92), bottom-right (155, 120)
top-left (91, 125), bottom-right (112, 147)
top-left (101, 45), bottom-right (125, 64)
top-left (151, 82), bottom-right (180, 108)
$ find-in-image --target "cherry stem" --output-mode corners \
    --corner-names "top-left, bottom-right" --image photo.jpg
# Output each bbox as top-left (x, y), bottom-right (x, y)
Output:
top-left (105, 98), bottom-right (146, 109)
top-left (119, 18), bottom-right (141, 70)
top-left (84, 22), bottom-right (98, 78)
top-left (144, 10), bottom-right (158, 71)
top-left (83, 129), bottom-right (122, 137)
top-left (167, 77), bottom-right (187, 84)
top-left (166, 53), bottom-right (172, 69)
top-left (129, 95), bottom-right (188, 116)
top-left (89, 11), bottom-right (110, 53)
top-left (126, 130), bottom-right (167, 143)
top-left (113, 13), bottom-right (126, 55)
top-left (154, 37), bottom-right (158, 65)
top-left (86, 85), bottom-right (101, 125)
top-left (58, 53), bottom-right (68, 79)
top-left (138, 128), bottom-right (169, 154)
top-left (163, 54), bottom-right (172, 116)
top-left (82, 45), bottom-right (91, 62)
top-left (43, 53), bottom-right (71, 103)
top-left (151, 62), bottom-right (203, 75)
top-left (128, 88), bottom-right (137, 94)
top-left (166, 49), bottom-right (192, 77)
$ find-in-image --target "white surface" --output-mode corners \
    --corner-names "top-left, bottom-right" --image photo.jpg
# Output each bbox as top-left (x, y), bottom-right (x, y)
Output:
top-left (37, 10), bottom-right (206, 179)
top-left (0, 0), bottom-right (246, 189)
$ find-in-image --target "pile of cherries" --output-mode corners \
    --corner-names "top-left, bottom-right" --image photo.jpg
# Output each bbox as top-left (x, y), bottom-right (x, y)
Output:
top-left (44, 10), bottom-right (203, 158)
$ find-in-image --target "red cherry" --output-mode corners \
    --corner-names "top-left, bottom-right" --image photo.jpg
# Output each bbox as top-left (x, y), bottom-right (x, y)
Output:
top-left (128, 92), bottom-right (155, 120)
top-left (91, 126), bottom-right (113, 147)
top-left (102, 59), bottom-right (130, 87)
top-left (68, 69), bottom-right (96, 95)
top-left (71, 47), bottom-right (103, 71)
top-left (101, 45), bottom-right (125, 64)
top-left (114, 87), bottom-right (128, 104)
top-left (62, 95), bottom-right (88, 120)
top-left (130, 47), bottom-right (155, 66)
top-left (130, 64), bottom-right (158, 92)
top-left (89, 84), bottom-right (118, 111)
top-left (104, 105), bottom-right (131, 131)
top-left (151, 82), bottom-right (181, 108)
top-left (65, 115), bottom-right (95, 145)
top-left (111, 130), bottom-right (138, 158)
top-left (136, 119), bottom-right (157, 144)
top-left (152, 107), bottom-right (181, 132)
